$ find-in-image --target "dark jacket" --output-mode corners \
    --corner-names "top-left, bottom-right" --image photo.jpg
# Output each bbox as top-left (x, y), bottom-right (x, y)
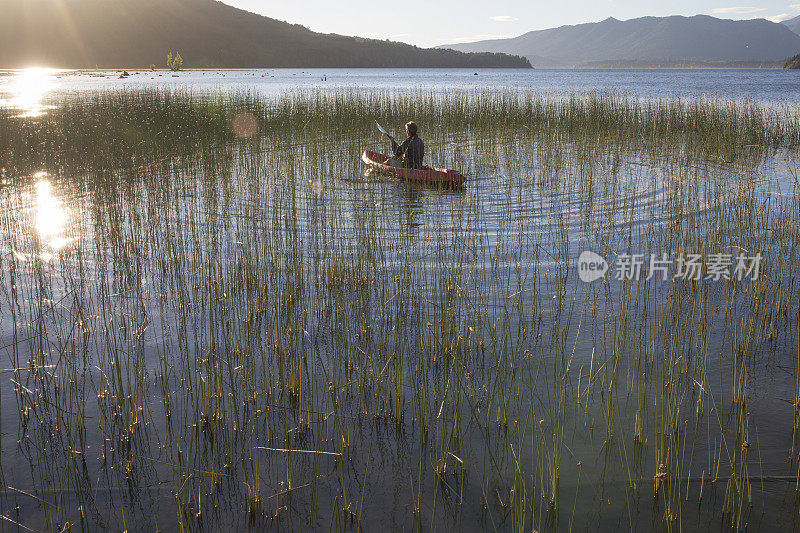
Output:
top-left (391, 135), bottom-right (425, 169)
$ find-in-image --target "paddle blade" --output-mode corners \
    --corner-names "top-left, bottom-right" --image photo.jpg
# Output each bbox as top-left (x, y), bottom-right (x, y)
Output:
top-left (375, 121), bottom-right (389, 137)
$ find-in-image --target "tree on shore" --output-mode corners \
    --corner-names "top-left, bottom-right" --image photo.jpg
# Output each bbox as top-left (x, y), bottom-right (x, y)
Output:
top-left (166, 52), bottom-right (184, 71)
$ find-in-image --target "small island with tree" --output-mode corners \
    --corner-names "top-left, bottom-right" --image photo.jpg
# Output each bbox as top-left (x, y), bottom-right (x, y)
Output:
top-left (167, 52), bottom-right (184, 71)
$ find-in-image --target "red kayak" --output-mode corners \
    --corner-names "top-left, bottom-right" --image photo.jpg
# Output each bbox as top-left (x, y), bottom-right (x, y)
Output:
top-left (362, 150), bottom-right (465, 187)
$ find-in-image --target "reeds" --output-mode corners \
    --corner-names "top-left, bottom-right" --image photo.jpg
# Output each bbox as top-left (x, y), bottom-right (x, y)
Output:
top-left (0, 87), bottom-right (798, 530)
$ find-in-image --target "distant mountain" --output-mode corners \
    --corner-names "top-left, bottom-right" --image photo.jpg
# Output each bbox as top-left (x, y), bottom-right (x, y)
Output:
top-left (0, 0), bottom-right (530, 69)
top-left (782, 15), bottom-right (800, 36)
top-left (439, 15), bottom-right (800, 68)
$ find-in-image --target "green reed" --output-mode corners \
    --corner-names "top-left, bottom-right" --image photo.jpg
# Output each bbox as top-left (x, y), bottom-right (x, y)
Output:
top-left (0, 87), bottom-right (797, 530)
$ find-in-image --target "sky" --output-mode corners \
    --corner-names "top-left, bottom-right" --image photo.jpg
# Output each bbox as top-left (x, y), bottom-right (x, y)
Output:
top-left (225, 1), bottom-right (800, 48)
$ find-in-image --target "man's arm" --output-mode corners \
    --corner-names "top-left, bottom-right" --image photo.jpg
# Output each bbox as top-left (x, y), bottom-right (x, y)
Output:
top-left (391, 137), bottom-right (410, 157)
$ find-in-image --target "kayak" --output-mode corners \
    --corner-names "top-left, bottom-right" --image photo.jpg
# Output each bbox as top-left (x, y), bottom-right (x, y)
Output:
top-left (361, 150), bottom-right (465, 187)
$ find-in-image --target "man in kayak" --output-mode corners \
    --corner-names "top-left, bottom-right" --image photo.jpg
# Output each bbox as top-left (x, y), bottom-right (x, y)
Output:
top-left (387, 121), bottom-right (425, 169)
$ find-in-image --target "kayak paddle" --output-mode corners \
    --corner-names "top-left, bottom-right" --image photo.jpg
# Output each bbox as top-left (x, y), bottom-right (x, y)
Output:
top-left (376, 121), bottom-right (393, 140)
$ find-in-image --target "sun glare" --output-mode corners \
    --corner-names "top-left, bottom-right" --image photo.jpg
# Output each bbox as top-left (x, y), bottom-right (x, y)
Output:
top-left (1, 67), bottom-right (56, 117)
top-left (34, 175), bottom-right (70, 253)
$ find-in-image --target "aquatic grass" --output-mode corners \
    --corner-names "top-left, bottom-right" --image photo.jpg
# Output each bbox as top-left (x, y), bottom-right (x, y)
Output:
top-left (2, 87), bottom-right (796, 176)
top-left (0, 88), bottom-right (797, 530)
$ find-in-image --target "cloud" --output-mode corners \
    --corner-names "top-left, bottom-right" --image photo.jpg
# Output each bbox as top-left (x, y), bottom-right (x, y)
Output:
top-left (768, 13), bottom-right (796, 22)
top-left (765, 4), bottom-right (800, 23)
top-left (712, 6), bottom-right (765, 14)
top-left (490, 15), bottom-right (519, 22)
top-left (444, 34), bottom-right (510, 44)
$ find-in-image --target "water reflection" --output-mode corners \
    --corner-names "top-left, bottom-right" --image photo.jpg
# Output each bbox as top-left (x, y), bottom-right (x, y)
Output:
top-left (34, 175), bottom-right (70, 256)
top-left (0, 68), bottom-right (55, 117)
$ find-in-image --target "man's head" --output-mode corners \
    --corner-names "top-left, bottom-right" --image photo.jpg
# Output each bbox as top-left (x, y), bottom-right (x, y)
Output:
top-left (405, 121), bottom-right (418, 137)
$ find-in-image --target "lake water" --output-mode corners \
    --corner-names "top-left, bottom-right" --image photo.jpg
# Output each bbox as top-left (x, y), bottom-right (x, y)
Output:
top-left (2, 68), bottom-right (800, 111)
top-left (1, 70), bottom-right (799, 530)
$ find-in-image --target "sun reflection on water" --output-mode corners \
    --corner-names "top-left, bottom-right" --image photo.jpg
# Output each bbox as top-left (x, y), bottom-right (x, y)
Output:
top-left (34, 174), bottom-right (71, 258)
top-left (0, 67), bottom-right (56, 117)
